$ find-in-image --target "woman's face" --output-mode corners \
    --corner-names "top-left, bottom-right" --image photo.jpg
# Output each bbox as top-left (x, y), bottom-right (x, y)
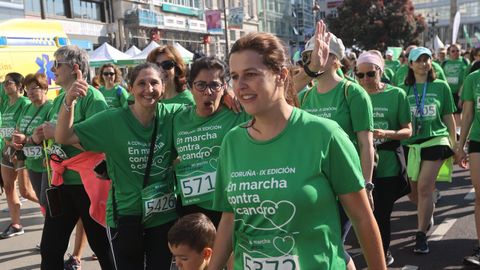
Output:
top-left (102, 67), bottom-right (116, 86)
top-left (409, 54), bottom-right (432, 77)
top-left (52, 56), bottom-right (73, 87)
top-left (26, 83), bottom-right (47, 103)
top-left (3, 76), bottom-right (19, 96)
top-left (229, 50), bottom-right (283, 116)
top-left (155, 54), bottom-right (176, 84)
top-left (191, 68), bottom-right (225, 117)
top-left (355, 63), bottom-right (380, 90)
top-left (129, 67), bottom-right (164, 109)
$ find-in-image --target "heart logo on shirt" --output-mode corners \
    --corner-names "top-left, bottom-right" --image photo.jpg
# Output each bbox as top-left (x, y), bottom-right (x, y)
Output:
top-left (374, 121), bottom-right (388, 130)
top-left (209, 158), bottom-right (218, 170)
top-left (261, 200), bottom-right (296, 229)
top-left (273, 236), bottom-right (295, 256)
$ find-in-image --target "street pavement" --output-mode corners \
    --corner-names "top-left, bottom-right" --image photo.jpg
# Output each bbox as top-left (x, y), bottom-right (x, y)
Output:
top-left (0, 165), bottom-right (478, 269)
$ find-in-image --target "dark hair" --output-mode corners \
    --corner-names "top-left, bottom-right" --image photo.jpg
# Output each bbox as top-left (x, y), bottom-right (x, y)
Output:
top-left (91, 75), bottom-right (101, 89)
top-left (146, 45), bottom-right (187, 93)
top-left (187, 56), bottom-right (229, 87)
top-left (167, 213), bottom-right (216, 253)
top-left (469, 61), bottom-right (480, 75)
top-left (127, 63), bottom-right (162, 87)
top-left (5, 72), bottom-right (25, 90)
top-left (404, 58), bottom-right (437, 86)
top-left (229, 32), bottom-right (299, 107)
top-left (24, 73), bottom-right (48, 90)
top-left (99, 64), bottom-right (122, 85)
top-left (447, 44), bottom-right (460, 55)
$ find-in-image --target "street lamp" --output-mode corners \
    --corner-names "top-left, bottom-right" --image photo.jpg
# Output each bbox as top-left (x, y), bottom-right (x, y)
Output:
top-left (427, 12), bottom-right (439, 43)
top-left (312, 1), bottom-right (320, 23)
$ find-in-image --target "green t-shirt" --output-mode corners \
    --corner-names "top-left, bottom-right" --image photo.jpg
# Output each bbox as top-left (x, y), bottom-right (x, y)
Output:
top-left (98, 85), bottom-right (130, 109)
top-left (393, 62), bottom-right (446, 87)
top-left (385, 59), bottom-right (401, 72)
top-left (461, 70), bottom-right (480, 142)
top-left (17, 101), bottom-right (53, 172)
top-left (213, 108), bottom-right (364, 270)
top-left (0, 84), bottom-right (9, 114)
top-left (401, 79), bottom-right (456, 145)
top-left (46, 86), bottom-right (108, 185)
top-left (298, 79), bottom-right (373, 144)
top-left (74, 103), bottom-right (183, 228)
top-left (370, 85), bottom-right (411, 177)
top-left (162, 90), bottom-right (195, 105)
top-left (173, 106), bottom-right (249, 209)
top-left (382, 67), bottom-right (395, 84)
top-left (442, 58), bottom-right (469, 94)
top-left (0, 96), bottom-right (30, 141)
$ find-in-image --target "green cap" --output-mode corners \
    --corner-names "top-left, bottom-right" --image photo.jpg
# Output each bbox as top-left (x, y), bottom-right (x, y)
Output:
top-left (408, 47), bottom-right (432, 62)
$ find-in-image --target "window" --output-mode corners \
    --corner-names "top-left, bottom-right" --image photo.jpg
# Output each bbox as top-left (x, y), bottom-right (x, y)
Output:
top-left (229, 30), bottom-right (236, 41)
top-left (45, 0), bottom-right (66, 16)
top-left (25, 0), bottom-right (42, 13)
top-left (72, 0), bottom-right (103, 21)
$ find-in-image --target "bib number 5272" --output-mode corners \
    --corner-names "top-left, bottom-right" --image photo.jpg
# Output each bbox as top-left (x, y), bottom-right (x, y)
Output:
top-left (243, 254), bottom-right (299, 270)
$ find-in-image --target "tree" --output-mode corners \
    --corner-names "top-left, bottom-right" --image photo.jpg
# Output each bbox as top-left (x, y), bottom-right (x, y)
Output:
top-left (326, 0), bottom-right (427, 51)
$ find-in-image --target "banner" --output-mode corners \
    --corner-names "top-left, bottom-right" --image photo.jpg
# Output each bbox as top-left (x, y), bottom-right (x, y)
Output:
top-left (205, 10), bottom-right (222, 35)
top-left (463, 25), bottom-right (472, 47)
top-left (228, 7), bottom-right (244, 29)
top-left (452, 11), bottom-right (461, 44)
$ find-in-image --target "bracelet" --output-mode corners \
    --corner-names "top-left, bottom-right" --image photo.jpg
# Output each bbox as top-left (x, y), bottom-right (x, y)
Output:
top-left (303, 63), bottom-right (324, 78)
top-left (63, 98), bottom-right (75, 112)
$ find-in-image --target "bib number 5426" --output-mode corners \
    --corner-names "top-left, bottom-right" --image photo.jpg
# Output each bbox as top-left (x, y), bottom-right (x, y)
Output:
top-left (144, 193), bottom-right (176, 217)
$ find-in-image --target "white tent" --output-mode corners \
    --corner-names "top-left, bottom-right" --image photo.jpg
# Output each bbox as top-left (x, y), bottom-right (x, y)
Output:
top-left (124, 45), bottom-right (141, 57)
top-left (173, 42), bottom-right (194, 63)
top-left (89, 42), bottom-right (131, 67)
top-left (131, 41), bottom-right (160, 60)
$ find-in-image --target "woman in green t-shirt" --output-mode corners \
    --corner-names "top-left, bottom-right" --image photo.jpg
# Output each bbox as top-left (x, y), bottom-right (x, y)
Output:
top-left (355, 50), bottom-right (412, 266)
top-left (146, 45), bottom-right (195, 105)
top-left (11, 73), bottom-right (53, 213)
top-left (0, 72), bottom-right (37, 239)
top-left (401, 47), bottom-right (456, 255)
top-left (97, 63), bottom-right (129, 108)
top-left (457, 70), bottom-right (480, 265)
top-left (56, 63), bottom-right (183, 269)
top-left (174, 56), bottom-right (249, 227)
top-left (209, 24), bottom-right (386, 270)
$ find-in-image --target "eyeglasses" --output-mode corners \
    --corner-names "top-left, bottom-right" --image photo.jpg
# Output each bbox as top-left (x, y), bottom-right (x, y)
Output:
top-left (355, 70), bottom-right (377, 79)
top-left (450, 50), bottom-right (459, 53)
top-left (53, 60), bottom-right (70, 69)
top-left (2, 80), bottom-right (15, 86)
top-left (157, 60), bottom-right (176, 70)
top-left (102, 72), bottom-right (115, 77)
top-left (193, 81), bottom-right (223, 92)
top-left (27, 85), bottom-right (42, 92)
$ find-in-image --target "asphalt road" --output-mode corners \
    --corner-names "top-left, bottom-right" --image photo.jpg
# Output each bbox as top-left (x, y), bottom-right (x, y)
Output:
top-left (0, 165), bottom-right (478, 270)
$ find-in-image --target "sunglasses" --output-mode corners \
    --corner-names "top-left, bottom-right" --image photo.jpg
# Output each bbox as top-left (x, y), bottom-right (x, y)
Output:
top-left (355, 70), bottom-right (377, 79)
top-left (157, 60), bottom-right (176, 70)
top-left (53, 60), bottom-right (70, 69)
top-left (193, 81), bottom-right (223, 92)
top-left (102, 72), bottom-right (115, 76)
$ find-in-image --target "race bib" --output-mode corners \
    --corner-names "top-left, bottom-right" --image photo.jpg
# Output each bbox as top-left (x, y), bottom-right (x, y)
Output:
top-left (236, 232), bottom-right (301, 270)
top-left (410, 105), bottom-right (436, 118)
top-left (0, 127), bottom-right (15, 138)
top-left (23, 146), bottom-right (43, 158)
top-left (179, 171), bottom-right (216, 205)
top-left (447, 76), bottom-right (459, 84)
top-left (141, 182), bottom-right (176, 223)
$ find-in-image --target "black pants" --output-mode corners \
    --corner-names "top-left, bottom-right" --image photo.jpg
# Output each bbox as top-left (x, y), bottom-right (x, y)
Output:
top-left (40, 185), bottom-right (113, 270)
top-left (372, 176), bottom-right (405, 254)
top-left (108, 219), bottom-right (174, 270)
top-left (28, 170), bottom-right (48, 207)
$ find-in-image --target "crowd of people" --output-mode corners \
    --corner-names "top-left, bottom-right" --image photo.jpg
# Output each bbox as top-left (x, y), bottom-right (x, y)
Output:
top-left (0, 20), bottom-right (479, 270)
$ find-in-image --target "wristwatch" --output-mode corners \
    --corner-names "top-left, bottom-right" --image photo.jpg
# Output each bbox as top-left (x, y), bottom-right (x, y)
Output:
top-left (365, 182), bottom-right (375, 192)
top-left (303, 62), bottom-right (324, 78)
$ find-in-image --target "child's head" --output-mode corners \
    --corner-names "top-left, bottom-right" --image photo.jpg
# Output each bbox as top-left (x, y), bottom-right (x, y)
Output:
top-left (168, 213), bottom-right (216, 270)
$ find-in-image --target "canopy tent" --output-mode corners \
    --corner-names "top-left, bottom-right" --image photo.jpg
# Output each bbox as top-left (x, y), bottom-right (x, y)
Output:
top-left (173, 42), bottom-right (194, 63)
top-left (89, 42), bottom-right (131, 67)
top-left (117, 41), bottom-right (160, 66)
top-left (124, 45), bottom-right (141, 57)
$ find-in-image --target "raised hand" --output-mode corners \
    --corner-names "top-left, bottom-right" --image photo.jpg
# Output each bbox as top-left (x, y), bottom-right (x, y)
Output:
top-left (308, 20), bottom-right (332, 73)
top-left (66, 64), bottom-right (89, 105)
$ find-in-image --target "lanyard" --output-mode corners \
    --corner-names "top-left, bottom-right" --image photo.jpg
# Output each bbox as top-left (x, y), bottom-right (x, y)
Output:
top-left (413, 82), bottom-right (428, 119)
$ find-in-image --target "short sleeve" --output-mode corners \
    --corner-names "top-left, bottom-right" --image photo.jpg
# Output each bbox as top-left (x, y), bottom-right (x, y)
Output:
top-left (461, 72), bottom-right (476, 102)
top-left (74, 110), bottom-right (112, 153)
top-left (348, 84), bottom-right (373, 132)
top-left (322, 127), bottom-right (365, 195)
